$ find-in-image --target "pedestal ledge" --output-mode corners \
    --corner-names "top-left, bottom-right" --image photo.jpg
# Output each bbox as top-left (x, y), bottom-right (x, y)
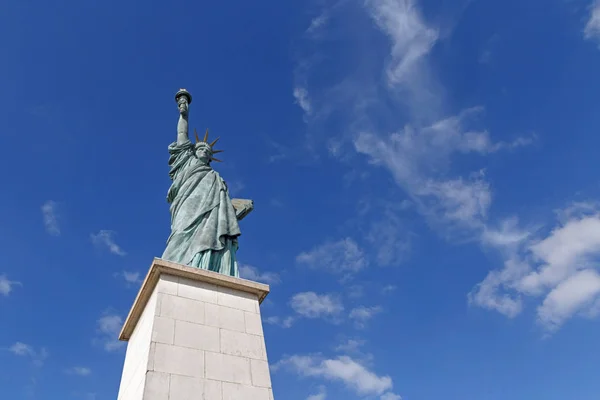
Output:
top-left (119, 258), bottom-right (270, 341)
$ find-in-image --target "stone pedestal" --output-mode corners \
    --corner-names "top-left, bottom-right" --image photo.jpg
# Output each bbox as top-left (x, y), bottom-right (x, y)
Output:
top-left (116, 258), bottom-right (274, 400)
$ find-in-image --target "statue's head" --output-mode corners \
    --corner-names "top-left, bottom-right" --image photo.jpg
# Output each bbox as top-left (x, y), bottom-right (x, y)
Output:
top-left (193, 128), bottom-right (223, 164)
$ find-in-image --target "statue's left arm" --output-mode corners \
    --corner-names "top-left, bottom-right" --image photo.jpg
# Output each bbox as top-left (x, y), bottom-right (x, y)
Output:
top-left (231, 198), bottom-right (254, 221)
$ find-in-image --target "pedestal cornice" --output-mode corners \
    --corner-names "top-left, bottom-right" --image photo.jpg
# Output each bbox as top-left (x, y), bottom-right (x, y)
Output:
top-left (119, 258), bottom-right (270, 341)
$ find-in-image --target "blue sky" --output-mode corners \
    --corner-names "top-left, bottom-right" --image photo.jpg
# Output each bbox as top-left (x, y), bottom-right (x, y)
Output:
top-left (2, 0), bottom-right (600, 399)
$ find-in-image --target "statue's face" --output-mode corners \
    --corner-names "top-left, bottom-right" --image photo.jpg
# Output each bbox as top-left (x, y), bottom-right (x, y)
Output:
top-left (195, 143), bottom-right (212, 163)
top-left (177, 97), bottom-right (189, 114)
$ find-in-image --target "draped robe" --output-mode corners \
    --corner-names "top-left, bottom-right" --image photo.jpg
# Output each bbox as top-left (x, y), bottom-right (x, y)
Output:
top-left (161, 140), bottom-right (241, 277)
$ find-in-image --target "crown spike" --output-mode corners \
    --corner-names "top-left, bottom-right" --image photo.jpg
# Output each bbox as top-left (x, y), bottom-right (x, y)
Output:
top-left (211, 157), bottom-right (223, 162)
top-left (212, 149), bottom-right (224, 154)
top-left (194, 128), bottom-right (200, 143)
top-left (209, 137), bottom-right (220, 147)
top-left (203, 128), bottom-right (209, 143)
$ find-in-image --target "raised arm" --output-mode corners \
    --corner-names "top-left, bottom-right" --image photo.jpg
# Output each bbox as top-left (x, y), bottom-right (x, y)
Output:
top-left (175, 89), bottom-right (192, 145)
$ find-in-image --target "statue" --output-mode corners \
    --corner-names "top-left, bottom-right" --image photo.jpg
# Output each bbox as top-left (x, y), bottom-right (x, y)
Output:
top-left (161, 89), bottom-right (254, 277)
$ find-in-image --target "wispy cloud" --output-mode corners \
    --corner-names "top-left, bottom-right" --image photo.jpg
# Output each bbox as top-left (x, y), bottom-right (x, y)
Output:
top-left (8, 342), bottom-right (48, 367)
top-left (381, 285), bottom-right (397, 294)
top-left (307, 385), bottom-right (327, 400)
top-left (239, 264), bottom-right (281, 285)
top-left (297, 238), bottom-right (368, 275)
top-left (367, 0), bottom-right (438, 88)
top-left (294, 86), bottom-right (312, 117)
top-left (114, 271), bottom-right (142, 287)
top-left (265, 315), bottom-right (296, 328)
top-left (366, 210), bottom-right (411, 266)
top-left (226, 180), bottom-right (245, 196)
top-left (266, 140), bottom-right (289, 163)
top-left (41, 200), bottom-right (60, 236)
top-left (72, 392), bottom-right (97, 400)
top-left (273, 354), bottom-right (395, 397)
top-left (334, 339), bottom-right (366, 353)
top-left (65, 367), bottom-right (92, 376)
top-left (584, 1), bottom-right (600, 43)
top-left (95, 312), bottom-right (125, 351)
top-left (291, 292), bottom-right (344, 320)
top-left (294, 0), bottom-right (532, 241)
top-left (0, 275), bottom-right (21, 297)
top-left (347, 285), bottom-right (364, 299)
top-left (90, 230), bottom-right (126, 256)
top-left (469, 205), bottom-right (600, 333)
top-left (306, 12), bottom-right (329, 36)
top-left (349, 306), bottom-right (383, 328)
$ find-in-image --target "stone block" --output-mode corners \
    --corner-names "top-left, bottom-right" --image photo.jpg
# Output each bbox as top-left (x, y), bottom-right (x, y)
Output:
top-left (179, 277), bottom-right (219, 304)
top-left (151, 316), bottom-right (175, 345)
top-left (244, 311), bottom-right (264, 336)
top-left (174, 320), bottom-right (219, 352)
top-left (143, 371), bottom-right (170, 400)
top-left (217, 286), bottom-right (258, 313)
top-left (205, 351), bottom-right (251, 385)
top-left (156, 274), bottom-right (178, 295)
top-left (250, 359), bottom-right (272, 388)
top-left (159, 293), bottom-right (205, 325)
top-left (222, 382), bottom-right (271, 400)
top-left (205, 303), bottom-right (246, 332)
top-left (152, 343), bottom-right (204, 378)
top-left (169, 375), bottom-right (223, 400)
top-left (220, 329), bottom-right (266, 360)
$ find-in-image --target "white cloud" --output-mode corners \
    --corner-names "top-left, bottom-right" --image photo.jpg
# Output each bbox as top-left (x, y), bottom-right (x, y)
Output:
top-left (297, 238), bottom-right (367, 275)
top-left (41, 200), bottom-right (60, 236)
top-left (481, 217), bottom-right (532, 249)
top-left (307, 12), bottom-right (329, 35)
top-left (295, 0), bottom-right (532, 245)
top-left (307, 385), bottom-right (327, 400)
top-left (273, 354), bottom-right (393, 396)
top-left (347, 285), bottom-right (364, 299)
top-left (227, 180), bottom-right (245, 196)
top-left (381, 392), bottom-right (402, 400)
top-left (114, 271), bottom-right (142, 286)
top-left (334, 339), bottom-right (366, 353)
top-left (239, 264), bottom-right (281, 285)
top-left (349, 306), bottom-right (383, 328)
top-left (66, 367), bottom-right (92, 376)
top-left (295, 0), bottom-right (532, 243)
top-left (382, 285), bottom-right (397, 294)
top-left (8, 342), bottom-right (48, 367)
top-left (265, 315), bottom-right (296, 328)
top-left (367, 212), bottom-right (411, 266)
top-left (355, 125), bottom-right (495, 234)
top-left (72, 392), bottom-right (97, 400)
top-left (291, 292), bottom-right (344, 319)
top-left (294, 87), bottom-right (312, 116)
top-left (416, 175), bottom-right (491, 229)
top-left (351, 104), bottom-right (525, 235)
top-left (0, 275), bottom-right (21, 296)
top-left (537, 269), bottom-right (600, 332)
top-left (520, 216), bottom-right (600, 294)
top-left (585, 1), bottom-right (600, 43)
top-left (470, 209), bottom-right (600, 332)
top-left (366, 0), bottom-right (438, 87)
top-left (96, 313), bottom-right (125, 352)
top-left (91, 230), bottom-right (126, 256)
top-left (468, 260), bottom-right (525, 318)
top-left (9, 342), bottom-right (35, 356)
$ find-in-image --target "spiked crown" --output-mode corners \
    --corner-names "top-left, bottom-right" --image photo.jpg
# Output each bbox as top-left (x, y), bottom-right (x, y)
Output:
top-left (193, 128), bottom-right (224, 162)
